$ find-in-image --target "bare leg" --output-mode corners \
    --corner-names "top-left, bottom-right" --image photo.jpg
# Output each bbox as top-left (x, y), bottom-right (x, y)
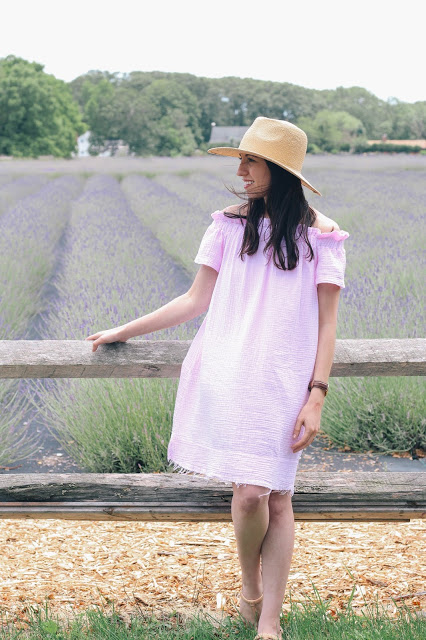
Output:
top-left (257, 491), bottom-right (295, 637)
top-left (231, 483), bottom-right (270, 624)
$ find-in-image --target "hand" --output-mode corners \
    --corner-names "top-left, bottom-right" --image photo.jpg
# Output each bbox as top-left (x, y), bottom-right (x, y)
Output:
top-left (85, 327), bottom-right (127, 352)
top-left (291, 399), bottom-right (322, 453)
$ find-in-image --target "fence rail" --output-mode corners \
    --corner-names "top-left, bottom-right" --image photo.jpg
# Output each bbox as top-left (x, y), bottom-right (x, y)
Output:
top-left (0, 338), bottom-right (425, 378)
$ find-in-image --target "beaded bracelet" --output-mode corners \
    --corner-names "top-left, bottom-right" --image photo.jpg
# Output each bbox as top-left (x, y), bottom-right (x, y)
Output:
top-left (308, 379), bottom-right (329, 396)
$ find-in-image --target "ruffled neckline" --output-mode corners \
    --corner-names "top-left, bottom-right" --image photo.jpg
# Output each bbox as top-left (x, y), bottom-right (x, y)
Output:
top-left (212, 211), bottom-right (349, 240)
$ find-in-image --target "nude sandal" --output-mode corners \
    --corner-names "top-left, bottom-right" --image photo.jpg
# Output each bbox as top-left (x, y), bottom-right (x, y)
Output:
top-left (239, 591), bottom-right (263, 623)
top-left (254, 635), bottom-right (282, 640)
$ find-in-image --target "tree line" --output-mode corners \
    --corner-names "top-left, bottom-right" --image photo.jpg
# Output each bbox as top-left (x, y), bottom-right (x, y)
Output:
top-left (1, 55), bottom-right (425, 158)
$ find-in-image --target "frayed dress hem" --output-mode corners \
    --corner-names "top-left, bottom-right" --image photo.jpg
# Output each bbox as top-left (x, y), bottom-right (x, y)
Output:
top-left (167, 458), bottom-right (294, 498)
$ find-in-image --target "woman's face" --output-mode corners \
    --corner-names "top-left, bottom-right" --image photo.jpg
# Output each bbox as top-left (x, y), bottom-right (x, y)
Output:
top-left (237, 153), bottom-right (271, 197)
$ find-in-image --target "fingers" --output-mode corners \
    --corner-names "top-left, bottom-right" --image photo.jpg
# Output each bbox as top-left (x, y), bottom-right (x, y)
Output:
top-left (292, 417), bottom-right (318, 453)
top-left (291, 433), bottom-right (315, 453)
top-left (292, 416), bottom-right (303, 441)
top-left (85, 332), bottom-right (103, 352)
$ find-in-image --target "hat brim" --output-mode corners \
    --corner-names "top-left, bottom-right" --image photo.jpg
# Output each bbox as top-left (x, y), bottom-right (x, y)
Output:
top-left (208, 146), bottom-right (321, 196)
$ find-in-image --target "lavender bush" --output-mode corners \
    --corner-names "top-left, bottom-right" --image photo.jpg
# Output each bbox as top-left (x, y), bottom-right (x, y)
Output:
top-left (0, 175), bottom-right (49, 217)
top-left (121, 174), bottom-right (209, 279)
top-left (35, 175), bottom-right (203, 472)
top-left (153, 170), bottom-right (232, 215)
top-left (0, 176), bottom-right (83, 465)
top-left (0, 176), bottom-right (83, 339)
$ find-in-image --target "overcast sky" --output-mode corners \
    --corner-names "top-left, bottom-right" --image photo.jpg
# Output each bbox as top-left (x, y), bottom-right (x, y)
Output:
top-left (1, 0), bottom-right (424, 104)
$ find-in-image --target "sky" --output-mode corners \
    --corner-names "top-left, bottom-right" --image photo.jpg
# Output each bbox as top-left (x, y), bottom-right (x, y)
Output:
top-left (1, 0), bottom-right (424, 104)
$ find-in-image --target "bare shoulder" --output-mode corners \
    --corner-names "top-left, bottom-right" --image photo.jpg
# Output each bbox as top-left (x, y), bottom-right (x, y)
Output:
top-left (311, 207), bottom-right (340, 232)
top-left (223, 203), bottom-right (247, 215)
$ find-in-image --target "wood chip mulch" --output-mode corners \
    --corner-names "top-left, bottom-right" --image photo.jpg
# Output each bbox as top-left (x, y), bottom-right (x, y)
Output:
top-left (0, 519), bottom-right (425, 629)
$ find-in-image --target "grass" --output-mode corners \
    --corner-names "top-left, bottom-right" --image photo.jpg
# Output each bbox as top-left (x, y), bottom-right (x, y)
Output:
top-left (1, 591), bottom-right (425, 639)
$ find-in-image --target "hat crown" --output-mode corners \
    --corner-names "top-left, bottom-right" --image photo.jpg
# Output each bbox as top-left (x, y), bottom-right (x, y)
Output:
top-left (239, 117), bottom-right (307, 173)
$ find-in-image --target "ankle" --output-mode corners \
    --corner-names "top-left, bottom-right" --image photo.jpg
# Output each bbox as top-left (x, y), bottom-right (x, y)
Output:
top-left (241, 590), bottom-right (263, 603)
top-left (241, 585), bottom-right (263, 604)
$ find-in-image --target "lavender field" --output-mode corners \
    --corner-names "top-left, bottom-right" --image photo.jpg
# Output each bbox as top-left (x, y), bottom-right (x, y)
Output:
top-left (0, 154), bottom-right (424, 469)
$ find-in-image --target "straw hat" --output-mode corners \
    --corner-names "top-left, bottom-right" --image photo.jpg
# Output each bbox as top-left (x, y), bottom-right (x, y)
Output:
top-left (208, 116), bottom-right (321, 196)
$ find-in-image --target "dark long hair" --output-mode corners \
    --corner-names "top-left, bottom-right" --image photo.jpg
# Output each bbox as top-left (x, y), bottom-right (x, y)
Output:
top-left (225, 161), bottom-right (317, 270)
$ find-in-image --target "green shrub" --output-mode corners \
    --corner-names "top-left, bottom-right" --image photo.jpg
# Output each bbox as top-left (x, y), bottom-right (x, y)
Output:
top-left (322, 377), bottom-right (426, 454)
top-left (354, 143), bottom-right (423, 153)
top-left (307, 143), bottom-right (322, 154)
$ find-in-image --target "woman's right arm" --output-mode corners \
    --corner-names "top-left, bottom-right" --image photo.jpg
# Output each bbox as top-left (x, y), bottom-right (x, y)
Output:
top-left (86, 265), bottom-right (219, 351)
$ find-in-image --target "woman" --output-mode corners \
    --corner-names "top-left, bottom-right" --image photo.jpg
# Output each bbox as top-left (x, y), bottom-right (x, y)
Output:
top-left (87, 117), bottom-right (349, 640)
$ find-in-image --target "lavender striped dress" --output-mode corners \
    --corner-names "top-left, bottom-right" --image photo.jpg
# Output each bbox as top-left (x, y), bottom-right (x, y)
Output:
top-left (167, 211), bottom-right (349, 496)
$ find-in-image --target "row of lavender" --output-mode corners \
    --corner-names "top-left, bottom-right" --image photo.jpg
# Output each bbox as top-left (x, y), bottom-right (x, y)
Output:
top-left (0, 175), bottom-right (50, 218)
top-left (0, 176), bottom-right (83, 464)
top-left (35, 175), bottom-right (201, 472)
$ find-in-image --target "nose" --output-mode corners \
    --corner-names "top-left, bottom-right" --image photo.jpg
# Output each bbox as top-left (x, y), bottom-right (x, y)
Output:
top-left (237, 159), bottom-right (247, 176)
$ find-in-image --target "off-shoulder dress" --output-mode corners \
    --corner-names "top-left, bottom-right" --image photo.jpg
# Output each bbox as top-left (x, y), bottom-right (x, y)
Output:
top-left (167, 211), bottom-right (349, 496)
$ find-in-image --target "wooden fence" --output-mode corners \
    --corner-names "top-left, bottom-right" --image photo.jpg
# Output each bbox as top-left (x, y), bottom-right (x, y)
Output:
top-left (0, 338), bottom-right (425, 522)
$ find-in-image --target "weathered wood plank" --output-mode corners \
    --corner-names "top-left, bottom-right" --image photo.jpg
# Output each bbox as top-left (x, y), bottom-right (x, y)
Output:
top-left (0, 473), bottom-right (424, 521)
top-left (0, 339), bottom-right (425, 378)
top-left (0, 507), bottom-right (417, 522)
top-left (0, 340), bottom-right (189, 378)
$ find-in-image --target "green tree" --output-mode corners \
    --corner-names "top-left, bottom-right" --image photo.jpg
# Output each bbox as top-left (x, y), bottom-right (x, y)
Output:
top-left (84, 79), bottom-right (126, 155)
top-left (389, 100), bottom-right (426, 139)
top-left (74, 74), bottom-right (203, 156)
top-left (298, 110), bottom-right (367, 152)
top-left (69, 70), bottom-right (121, 111)
top-left (0, 55), bottom-right (84, 157)
top-left (119, 90), bottom-right (157, 155)
top-left (328, 86), bottom-right (387, 138)
top-left (141, 79), bottom-right (202, 153)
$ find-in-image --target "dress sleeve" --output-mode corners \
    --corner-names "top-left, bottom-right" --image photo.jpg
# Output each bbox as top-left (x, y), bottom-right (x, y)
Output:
top-left (315, 230), bottom-right (350, 288)
top-left (194, 217), bottom-right (224, 273)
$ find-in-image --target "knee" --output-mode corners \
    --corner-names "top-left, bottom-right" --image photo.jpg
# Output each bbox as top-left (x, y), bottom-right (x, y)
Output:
top-left (232, 484), bottom-right (270, 515)
top-left (268, 491), bottom-right (293, 521)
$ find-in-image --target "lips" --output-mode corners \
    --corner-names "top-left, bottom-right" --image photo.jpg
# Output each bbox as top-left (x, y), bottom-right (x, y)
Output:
top-left (243, 180), bottom-right (254, 189)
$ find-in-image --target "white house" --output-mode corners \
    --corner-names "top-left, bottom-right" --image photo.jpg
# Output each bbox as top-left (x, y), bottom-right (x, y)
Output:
top-left (77, 131), bottom-right (91, 157)
top-left (209, 125), bottom-right (249, 145)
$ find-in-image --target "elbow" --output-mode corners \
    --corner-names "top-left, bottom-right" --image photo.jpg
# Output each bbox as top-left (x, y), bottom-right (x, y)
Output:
top-left (186, 292), bottom-right (210, 318)
top-left (196, 299), bottom-right (211, 316)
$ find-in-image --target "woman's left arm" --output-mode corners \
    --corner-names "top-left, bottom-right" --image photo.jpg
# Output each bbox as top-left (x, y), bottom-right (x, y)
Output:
top-left (291, 283), bottom-right (341, 453)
